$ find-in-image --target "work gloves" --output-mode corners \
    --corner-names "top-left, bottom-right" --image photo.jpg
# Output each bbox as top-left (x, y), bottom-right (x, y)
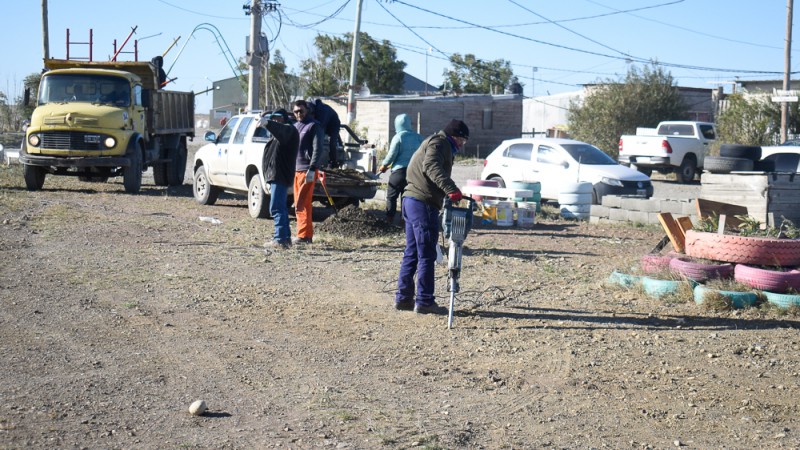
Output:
top-left (448, 189), bottom-right (463, 203)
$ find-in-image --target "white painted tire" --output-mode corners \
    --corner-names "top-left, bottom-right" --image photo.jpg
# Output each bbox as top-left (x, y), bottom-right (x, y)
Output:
top-left (560, 181), bottom-right (593, 195)
top-left (558, 192), bottom-right (592, 205)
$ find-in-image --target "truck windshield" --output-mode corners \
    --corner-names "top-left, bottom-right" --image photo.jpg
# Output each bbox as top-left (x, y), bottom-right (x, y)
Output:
top-left (39, 74), bottom-right (131, 107)
top-left (561, 144), bottom-right (617, 165)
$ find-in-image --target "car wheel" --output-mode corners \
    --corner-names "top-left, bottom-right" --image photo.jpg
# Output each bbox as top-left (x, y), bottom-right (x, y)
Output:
top-left (675, 156), bottom-right (697, 183)
top-left (23, 164), bottom-right (46, 191)
top-left (488, 176), bottom-right (505, 188)
top-left (193, 165), bottom-right (221, 205)
top-left (248, 176), bottom-right (270, 219)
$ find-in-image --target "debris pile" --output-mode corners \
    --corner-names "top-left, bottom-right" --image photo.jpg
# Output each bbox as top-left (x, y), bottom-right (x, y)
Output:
top-left (317, 205), bottom-right (402, 239)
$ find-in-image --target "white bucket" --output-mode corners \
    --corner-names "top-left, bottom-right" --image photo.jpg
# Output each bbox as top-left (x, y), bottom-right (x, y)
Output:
top-left (516, 202), bottom-right (536, 227)
top-left (496, 201), bottom-right (515, 226)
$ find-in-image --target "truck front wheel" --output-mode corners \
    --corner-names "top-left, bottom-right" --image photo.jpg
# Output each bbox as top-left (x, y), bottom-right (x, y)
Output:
top-left (675, 156), bottom-right (697, 184)
top-left (23, 164), bottom-right (46, 191)
top-left (123, 144), bottom-right (143, 194)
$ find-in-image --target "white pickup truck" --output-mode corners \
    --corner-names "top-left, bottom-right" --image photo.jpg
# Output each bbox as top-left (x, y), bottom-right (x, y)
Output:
top-left (192, 112), bottom-right (380, 218)
top-left (618, 121), bottom-right (717, 183)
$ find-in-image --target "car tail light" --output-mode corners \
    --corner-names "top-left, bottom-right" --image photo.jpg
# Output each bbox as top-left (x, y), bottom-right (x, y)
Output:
top-left (662, 140), bottom-right (673, 154)
top-left (618, 138), bottom-right (623, 153)
top-left (483, 159), bottom-right (487, 167)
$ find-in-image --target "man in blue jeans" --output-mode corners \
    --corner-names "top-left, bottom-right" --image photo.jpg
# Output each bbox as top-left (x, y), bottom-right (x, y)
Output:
top-left (261, 110), bottom-right (299, 248)
top-left (394, 119), bottom-right (469, 314)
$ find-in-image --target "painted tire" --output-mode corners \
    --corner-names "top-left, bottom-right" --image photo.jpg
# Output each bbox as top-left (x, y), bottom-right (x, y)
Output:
top-left (560, 181), bottom-right (593, 195)
top-left (560, 204), bottom-right (591, 220)
top-left (510, 181), bottom-right (542, 202)
top-left (642, 277), bottom-right (682, 299)
top-left (669, 257), bottom-right (733, 282)
top-left (733, 264), bottom-right (800, 293)
top-left (763, 291), bottom-right (800, 309)
top-left (641, 252), bottom-right (678, 275)
top-left (719, 144), bottom-right (762, 161)
top-left (703, 156), bottom-right (754, 174)
top-left (608, 271), bottom-right (641, 288)
top-left (693, 284), bottom-right (758, 308)
top-left (558, 192), bottom-right (593, 205)
top-left (684, 229), bottom-right (800, 266)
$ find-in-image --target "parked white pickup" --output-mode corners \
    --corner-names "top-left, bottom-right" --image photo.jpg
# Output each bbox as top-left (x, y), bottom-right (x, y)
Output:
top-left (192, 112), bottom-right (380, 219)
top-left (618, 121), bottom-right (717, 183)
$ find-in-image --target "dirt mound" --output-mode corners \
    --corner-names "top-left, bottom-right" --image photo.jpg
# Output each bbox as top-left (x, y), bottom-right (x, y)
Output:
top-left (317, 204), bottom-right (401, 239)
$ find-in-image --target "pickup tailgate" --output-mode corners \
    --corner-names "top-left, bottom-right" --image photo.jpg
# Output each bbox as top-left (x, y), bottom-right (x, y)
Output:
top-left (619, 135), bottom-right (671, 158)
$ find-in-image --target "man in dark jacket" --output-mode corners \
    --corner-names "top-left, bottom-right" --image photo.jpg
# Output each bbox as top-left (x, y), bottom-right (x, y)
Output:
top-left (262, 109), bottom-right (299, 248)
top-left (292, 100), bottom-right (326, 244)
top-left (394, 119), bottom-right (469, 314)
top-left (310, 98), bottom-right (342, 168)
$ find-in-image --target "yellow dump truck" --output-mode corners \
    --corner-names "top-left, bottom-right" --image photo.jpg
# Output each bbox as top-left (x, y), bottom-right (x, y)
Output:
top-left (20, 58), bottom-right (195, 193)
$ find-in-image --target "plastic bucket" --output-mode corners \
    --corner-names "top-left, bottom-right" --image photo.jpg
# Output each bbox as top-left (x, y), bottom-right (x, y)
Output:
top-left (516, 202), bottom-right (536, 227)
top-left (496, 201), bottom-right (515, 226)
top-left (482, 200), bottom-right (498, 224)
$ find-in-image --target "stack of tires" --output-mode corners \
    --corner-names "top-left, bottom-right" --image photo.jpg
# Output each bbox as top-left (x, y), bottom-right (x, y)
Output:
top-left (558, 181), bottom-right (593, 220)
top-left (703, 144), bottom-right (763, 174)
top-left (510, 181), bottom-right (542, 212)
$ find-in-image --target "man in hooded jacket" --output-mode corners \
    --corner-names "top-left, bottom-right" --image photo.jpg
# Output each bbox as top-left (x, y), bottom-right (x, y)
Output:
top-left (292, 100), bottom-right (326, 244)
top-left (262, 109), bottom-right (298, 248)
top-left (379, 113), bottom-right (424, 224)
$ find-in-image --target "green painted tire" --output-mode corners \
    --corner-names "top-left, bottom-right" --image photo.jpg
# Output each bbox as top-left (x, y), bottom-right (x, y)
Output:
top-left (693, 284), bottom-right (758, 309)
top-left (608, 271), bottom-right (640, 288)
top-left (642, 277), bottom-right (682, 299)
top-left (763, 291), bottom-right (800, 309)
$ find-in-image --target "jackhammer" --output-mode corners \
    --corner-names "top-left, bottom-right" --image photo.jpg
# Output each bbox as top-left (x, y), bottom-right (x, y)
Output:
top-left (441, 196), bottom-right (477, 329)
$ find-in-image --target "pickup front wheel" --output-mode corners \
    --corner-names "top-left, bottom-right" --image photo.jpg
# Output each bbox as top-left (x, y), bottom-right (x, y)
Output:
top-left (248, 176), bottom-right (270, 219)
top-left (193, 165), bottom-right (221, 205)
top-left (675, 156), bottom-right (697, 184)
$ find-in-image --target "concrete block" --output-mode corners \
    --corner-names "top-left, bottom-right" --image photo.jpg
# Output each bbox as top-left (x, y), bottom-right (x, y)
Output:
top-left (627, 210), bottom-right (650, 224)
top-left (648, 212), bottom-right (663, 225)
top-left (620, 197), bottom-right (651, 211)
top-left (602, 195), bottom-right (622, 208)
top-left (682, 200), bottom-right (697, 216)
top-left (590, 205), bottom-right (610, 218)
top-left (609, 208), bottom-right (629, 221)
top-left (660, 200), bottom-right (685, 215)
top-left (637, 199), bottom-right (664, 212)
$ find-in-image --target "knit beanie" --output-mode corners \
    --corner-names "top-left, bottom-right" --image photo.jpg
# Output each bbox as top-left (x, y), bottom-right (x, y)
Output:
top-left (443, 119), bottom-right (469, 140)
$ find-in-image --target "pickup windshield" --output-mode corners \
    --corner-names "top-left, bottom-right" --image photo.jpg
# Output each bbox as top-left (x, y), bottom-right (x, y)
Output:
top-left (561, 143), bottom-right (617, 165)
top-left (39, 74), bottom-right (131, 107)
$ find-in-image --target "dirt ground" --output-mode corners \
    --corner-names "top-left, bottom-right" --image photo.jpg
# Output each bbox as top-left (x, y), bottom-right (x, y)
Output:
top-left (2, 146), bottom-right (800, 449)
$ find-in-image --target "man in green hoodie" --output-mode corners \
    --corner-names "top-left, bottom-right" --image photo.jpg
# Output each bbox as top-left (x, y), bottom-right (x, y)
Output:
top-left (379, 114), bottom-right (424, 224)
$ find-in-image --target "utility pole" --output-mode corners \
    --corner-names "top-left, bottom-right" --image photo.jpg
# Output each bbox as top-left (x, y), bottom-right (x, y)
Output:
top-left (42, 0), bottom-right (50, 61)
top-left (346, 0), bottom-right (364, 124)
top-left (246, 0), bottom-right (262, 112)
top-left (781, 0), bottom-right (794, 143)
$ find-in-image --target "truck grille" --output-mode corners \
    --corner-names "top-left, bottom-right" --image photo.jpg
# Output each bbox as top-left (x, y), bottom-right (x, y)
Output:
top-left (41, 131), bottom-right (102, 151)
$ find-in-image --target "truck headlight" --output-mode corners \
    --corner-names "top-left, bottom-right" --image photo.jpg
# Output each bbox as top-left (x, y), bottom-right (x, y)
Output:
top-left (103, 137), bottom-right (116, 148)
top-left (28, 134), bottom-right (40, 147)
top-left (601, 177), bottom-right (624, 187)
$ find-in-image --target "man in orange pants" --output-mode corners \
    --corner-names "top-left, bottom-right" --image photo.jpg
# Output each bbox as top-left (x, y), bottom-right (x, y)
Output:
top-left (291, 100), bottom-right (326, 244)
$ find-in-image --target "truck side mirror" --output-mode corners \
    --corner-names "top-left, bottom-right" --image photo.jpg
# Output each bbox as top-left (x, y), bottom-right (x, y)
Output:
top-left (23, 88), bottom-right (30, 106)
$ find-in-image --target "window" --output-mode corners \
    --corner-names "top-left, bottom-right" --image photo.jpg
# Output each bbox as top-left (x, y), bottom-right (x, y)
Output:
top-left (133, 85), bottom-right (142, 106)
top-left (217, 117), bottom-right (240, 144)
top-left (504, 143), bottom-right (533, 160)
top-left (699, 124), bottom-right (716, 140)
top-left (657, 123), bottom-right (694, 136)
top-left (233, 117), bottom-right (254, 144)
top-left (536, 145), bottom-right (562, 165)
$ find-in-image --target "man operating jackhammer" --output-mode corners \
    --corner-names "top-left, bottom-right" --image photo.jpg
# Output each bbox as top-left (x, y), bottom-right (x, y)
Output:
top-left (392, 119), bottom-right (470, 315)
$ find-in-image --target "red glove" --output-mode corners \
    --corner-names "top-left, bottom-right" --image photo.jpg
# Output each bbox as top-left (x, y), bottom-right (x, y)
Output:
top-left (448, 189), bottom-right (463, 202)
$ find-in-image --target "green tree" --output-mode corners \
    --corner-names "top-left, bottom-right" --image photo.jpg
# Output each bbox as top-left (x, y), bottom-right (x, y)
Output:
top-left (716, 92), bottom-right (800, 145)
top-left (0, 73), bottom-right (39, 132)
top-left (443, 53), bottom-right (516, 94)
top-left (567, 62), bottom-right (688, 157)
top-left (300, 32), bottom-right (406, 97)
top-left (265, 50), bottom-right (300, 110)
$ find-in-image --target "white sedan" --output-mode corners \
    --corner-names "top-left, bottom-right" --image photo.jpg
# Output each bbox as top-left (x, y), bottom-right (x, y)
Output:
top-left (480, 138), bottom-right (653, 204)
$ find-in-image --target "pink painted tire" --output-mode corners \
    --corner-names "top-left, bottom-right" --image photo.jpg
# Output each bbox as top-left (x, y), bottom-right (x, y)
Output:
top-left (733, 264), bottom-right (800, 293)
top-left (684, 230), bottom-right (800, 266)
top-left (669, 257), bottom-right (733, 282)
top-left (641, 252), bottom-right (679, 275)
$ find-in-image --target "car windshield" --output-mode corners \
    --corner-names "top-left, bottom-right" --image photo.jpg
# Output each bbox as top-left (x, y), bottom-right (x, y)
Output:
top-left (561, 143), bottom-right (616, 165)
top-left (39, 73), bottom-right (130, 106)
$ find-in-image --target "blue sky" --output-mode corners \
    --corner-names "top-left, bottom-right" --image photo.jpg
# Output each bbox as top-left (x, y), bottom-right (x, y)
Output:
top-left (1, 0), bottom-right (797, 114)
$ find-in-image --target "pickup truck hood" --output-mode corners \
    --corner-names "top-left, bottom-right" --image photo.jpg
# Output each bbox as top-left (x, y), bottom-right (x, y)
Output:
top-left (31, 103), bottom-right (129, 130)
top-left (576, 163), bottom-right (650, 182)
